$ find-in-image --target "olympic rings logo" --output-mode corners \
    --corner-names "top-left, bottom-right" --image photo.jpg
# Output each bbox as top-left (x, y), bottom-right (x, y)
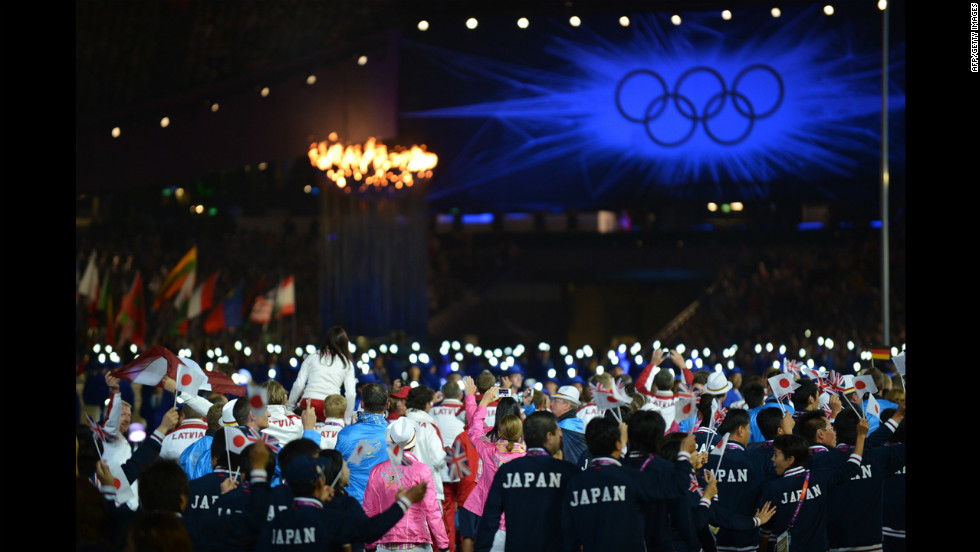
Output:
top-left (615, 65), bottom-right (784, 147)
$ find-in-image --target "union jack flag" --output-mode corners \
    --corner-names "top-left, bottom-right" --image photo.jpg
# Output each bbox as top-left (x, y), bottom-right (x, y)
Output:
top-left (827, 371), bottom-right (848, 394)
top-left (247, 427), bottom-right (281, 453)
top-left (784, 359), bottom-right (805, 375)
top-left (711, 405), bottom-right (728, 430)
top-left (446, 438), bottom-right (470, 480)
top-left (689, 473), bottom-right (704, 496)
top-left (86, 413), bottom-right (109, 444)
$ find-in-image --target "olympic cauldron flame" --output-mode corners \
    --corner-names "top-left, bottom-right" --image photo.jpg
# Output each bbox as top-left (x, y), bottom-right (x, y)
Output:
top-left (307, 132), bottom-right (438, 191)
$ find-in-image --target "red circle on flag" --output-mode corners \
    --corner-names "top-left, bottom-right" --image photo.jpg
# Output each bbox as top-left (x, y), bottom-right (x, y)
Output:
top-left (250, 396), bottom-right (263, 408)
top-left (779, 379), bottom-right (790, 388)
top-left (855, 381), bottom-right (865, 390)
top-left (683, 405), bottom-right (691, 414)
top-left (233, 435), bottom-right (246, 447)
top-left (181, 374), bottom-right (193, 386)
top-left (114, 478), bottom-right (121, 490)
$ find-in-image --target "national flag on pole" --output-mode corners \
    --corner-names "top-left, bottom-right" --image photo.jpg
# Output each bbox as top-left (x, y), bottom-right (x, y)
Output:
top-left (225, 426), bottom-right (251, 454)
top-left (115, 271), bottom-right (146, 349)
top-left (248, 384), bottom-right (269, 422)
top-left (248, 427), bottom-right (281, 453)
top-left (768, 373), bottom-right (800, 400)
top-left (86, 413), bottom-right (108, 444)
top-left (710, 404), bottom-right (728, 431)
top-left (155, 247), bottom-right (197, 309)
top-left (892, 351), bottom-right (906, 376)
top-left (866, 394), bottom-right (881, 418)
top-left (784, 359), bottom-right (805, 376)
top-left (188, 271), bottom-right (219, 320)
top-left (819, 392), bottom-right (833, 417)
top-left (445, 438), bottom-right (470, 480)
top-left (108, 463), bottom-right (136, 507)
top-left (111, 345), bottom-right (179, 386)
top-left (590, 381), bottom-right (631, 411)
top-left (243, 277), bottom-right (267, 319)
top-left (204, 302), bottom-right (225, 335)
top-left (675, 393), bottom-right (696, 426)
top-left (827, 371), bottom-right (848, 394)
top-left (176, 357), bottom-right (208, 397)
top-left (78, 252), bottom-right (100, 301)
top-left (710, 432), bottom-right (730, 456)
top-left (98, 275), bottom-right (116, 346)
top-left (222, 283), bottom-right (244, 329)
top-left (871, 349), bottom-right (891, 361)
top-left (274, 276), bottom-right (295, 318)
top-left (249, 290), bottom-right (275, 324)
top-left (852, 375), bottom-right (878, 399)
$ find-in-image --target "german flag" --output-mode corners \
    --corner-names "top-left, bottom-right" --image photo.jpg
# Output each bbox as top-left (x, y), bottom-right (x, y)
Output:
top-left (871, 348), bottom-right (891, 360)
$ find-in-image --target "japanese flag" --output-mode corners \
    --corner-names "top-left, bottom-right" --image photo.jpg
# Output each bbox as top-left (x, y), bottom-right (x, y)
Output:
top-left (387, 442), bottom-right (405, 467)
top-left (224, 426), bottom-right (251, 454)
top-left (710, 432), bottom-right (730, 456)
top-left (176, 357), bottom-right (208, 397)
top-left (892, 351), bottom-right (906, 376)
top-left (768, 373), bottom-right (800, 400)
top-left (247, 384), bottom-right (269, 421)
top-left (852, 375), bottom-right (878, 399)
top-left (866, 394), bottom-right (881, 419)
top-left (675, 394), bottom-right (696, 425)
top-left (108, 463), bottom-right (136, 507)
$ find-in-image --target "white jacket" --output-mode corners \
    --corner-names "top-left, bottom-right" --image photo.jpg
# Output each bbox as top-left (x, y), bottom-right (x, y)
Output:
top-left (262, 404), bottom-right (305, 446)
top-left (405, 408), bottom-right (448, 500)
top-left (287, 351), bottom-right (357, 422)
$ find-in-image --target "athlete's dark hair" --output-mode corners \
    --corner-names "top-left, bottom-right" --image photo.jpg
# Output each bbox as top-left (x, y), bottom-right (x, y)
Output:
top-left (756, 407), bottom-right (783, 442)
top-left (585, 416), bottom-right (621, 457)
top-left (773, 434), bottom-right (809, 469)
top-left (486, 397), bottom-right (522, 442)
top-left (320, 325), bottom-right (353, 364)
top-left (627, 410), bottom-right (666, 457)
top-left (791, 379), bottom-right (819, 411)
top-left (833, 409), bottom-right (860, 446)
top-left (741, 381), bottom-right (766, 409)
top-left (523, 411), bottom-right (558, 449)
top-left (138, 460), bottom-right (190, 513)
top-left (361, 383), bottom-right (389, 413)
top-left (278, 437), bottom-right (321, 475)
top-left (798, 410), bottom-right (828, 445)
top-left (716, 408), bottom-right (751, 436)
top-left (406, 385), bottom-right (436, 411)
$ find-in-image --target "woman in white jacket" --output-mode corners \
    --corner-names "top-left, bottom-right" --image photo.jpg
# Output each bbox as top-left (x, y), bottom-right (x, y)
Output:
top-left (287, 325), bottom-right (357, 423)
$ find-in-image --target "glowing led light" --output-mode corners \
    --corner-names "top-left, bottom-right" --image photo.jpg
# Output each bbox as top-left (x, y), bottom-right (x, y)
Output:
top-left (348, 342), bottom-right (357, 353)
top-left (771, 7), bottom-right (782, 18)
top-left (754, 344), bottom-right (762, 354)
top-left (417, 20), bottom-right (429, 31)
top-left (390, 344), bottom-right (399, 354)
top-left (207, 349), bottom-right (215, 359)
top-left (130, 344), bottom-right (138, 354)
top-left (567, 368), bottom-right (576, 377)
top-left (160, 117), bottom-right (170, 128)
top-left (619, 16), bottom-right (630, 27)
top-left (779, 345), bottom-right (786, 355)
top-left (306, 344), bottom-right (316, 354)
top-left (635, 355), bottom-right (643, 365)
top-left (548, 368), bottom-right (557, 379)
top-left (708, 202), bottom-right (718, 212)
top-left (517, 17), bottom-right (529, 29)
top-left (268, 368), bottom-right (277, 379)
top-left (731, 202), bottom-right (744, 211)
top-left (676, 344), bottom-right (686, 354)
top-left (890, 347), bottom-right (898, 356)
top-left (111, 127), bottom-right (120, 138)
top-left (310, 134), bottom-right (437, 190)
top-left (825, 339), bottom-right (834, 350)
top-left (702, 348), bottom-right (711, 358)
top-left (652, 340), bottom-right (661, 349)
top-left (466, 18), bottom-right (478, 29)
top-left (823, 5), bottom-right (834, 15)
top-left (473, 347), bottom-right (482, 356)
top-left (565, 355), bottom-right (573, 365)
top-left (455, 352), bottom-right (464, 361)
top-left (409, 353), bottom-right (418, 364)
top-left (596, 365), bottom-right (604, 374)
top-left (878, 0), bottom-right (887, 10)
top-left (671, 15), bottom-right (681, 25)
top-left (853, 361), bottom-right (861, 371)
top-left (368, 349), bottom-right (377, 359)
top-left (357, 56), bottom-right (368, 66)
top-left (766, 343), bottom-right (774, 353)
top-left (773, 360), bottom-right (781, 369)
top-left (260, 87), bottom-right (270, 97)
top-left (306, 75), bottom-right (316, 85)
top-left (721, 10), bottom-right (732, 20)
top-left (211, 102), bottom-right (219, 112)
top-left (799, 348), bottom-right (806, 358)
top-left (569, 16), bottom-right (581, 27)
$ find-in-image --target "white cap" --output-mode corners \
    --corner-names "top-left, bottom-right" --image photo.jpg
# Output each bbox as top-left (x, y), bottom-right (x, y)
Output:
top-left (221, 399), bottom-right (239, 426)
top-left (554, 385), bottom-right (581, 407)
top-left (385, 417), bottom-right (418, 450)
top-left (705, 371), bottom-right (733, 395)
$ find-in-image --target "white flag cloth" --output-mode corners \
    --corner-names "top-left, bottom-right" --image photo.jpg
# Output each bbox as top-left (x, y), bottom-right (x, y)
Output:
top-left (866, 393), bottom-right (881, 419)
top-left (78, 252), bottom-right (100, 299)
top-left (176, 357), bottom-right (208, 397)
top-left (107, 463), bottom-right (136, 508)
top-left (768, 373), bottom-right (800, 400)
top-left (852, 375), bottom-right (878, 399)
top-left (710, 432), bottom-right (730, 456)
top-left (225, 426), bottom-right (251, 454)
top-left (133, 357), bottom-right (170, 386)
top-left (892, 351), bottom-right (906, 376)
top-left (348, 439), bottom-right (374, 465)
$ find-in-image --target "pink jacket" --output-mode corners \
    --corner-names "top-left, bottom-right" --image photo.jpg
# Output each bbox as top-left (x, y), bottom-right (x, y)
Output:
top-left (363, 451), bottom-right (450, 550)
top-left (461, 394), bottom-right (526, 528)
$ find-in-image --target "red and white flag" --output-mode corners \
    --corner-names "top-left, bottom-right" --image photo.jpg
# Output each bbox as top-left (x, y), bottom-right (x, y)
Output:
top-left (675, 394), bottom-right (696, 426)
top-left (248, 384), bottom-right (269, 422)
top-left (784, 359), bottom-right (805, 375)
top-left (866, 394), bottom-right (881, 419)
top-left (187, 271), bottom-right (219, 320)
top-left (176, 357), bottom-right (208, 397)
top-left (710, 432), bottom-right (730, 457)
top-left (249, 290), bottom-right (275, 324)
top-left (852, 375), bottom-right (878, 399)
top-left (590, 381), bottom-right (631, 411)
top-left (112, 345), bottom-right (179, 386)
top-left (768, 373), bottom-right (799, 400)
top-left (274, 276), bottom-right (295, 318)
top-left (224, 426), bottom-right (251, 454)
top-left (348, 439), bottom-right (373, 466)
top-left (108, 463), bottom-right (136, 507)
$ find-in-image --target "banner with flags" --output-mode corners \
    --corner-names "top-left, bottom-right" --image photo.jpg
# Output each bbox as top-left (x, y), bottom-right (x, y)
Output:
top-left (274, 275), bottom-right (295, 319)
top-left (115, 271), bottom-right (146, 349)
top-left (154, 247), bottom-right (197, 309)
top-left (188, 271), bottom-right (219, 320)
